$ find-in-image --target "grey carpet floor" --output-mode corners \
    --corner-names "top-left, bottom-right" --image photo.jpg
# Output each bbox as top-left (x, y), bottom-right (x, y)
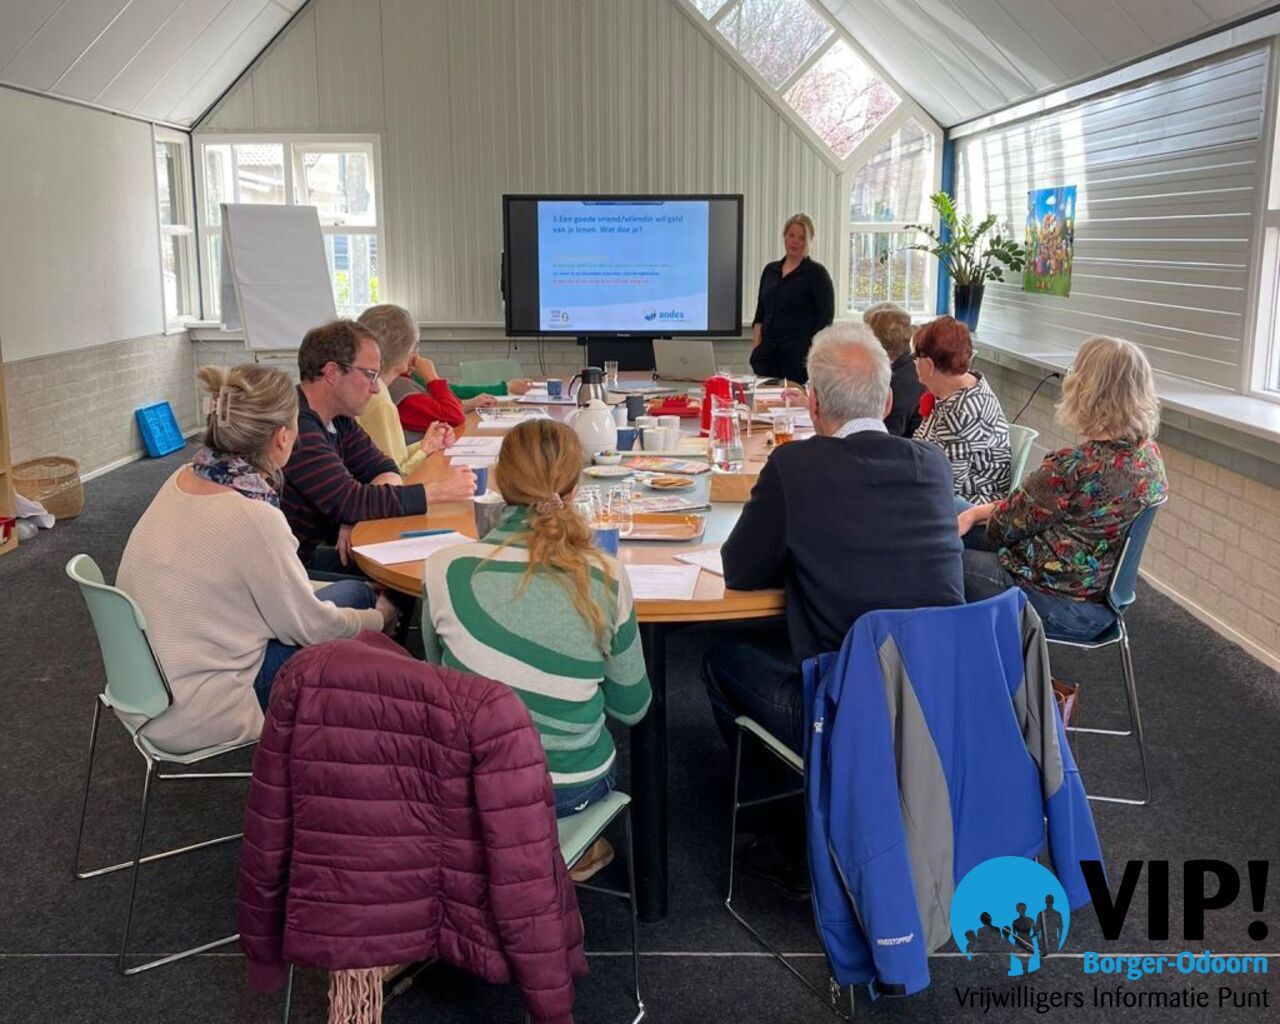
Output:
top-left (0, 445), bottom-right (1276, 1023)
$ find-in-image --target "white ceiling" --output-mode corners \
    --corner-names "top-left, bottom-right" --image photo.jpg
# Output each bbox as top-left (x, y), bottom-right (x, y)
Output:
top-left (822, 0), bottom-right (1278, 126)
top-left (2, 0), bottom-right (1277, 131)
top-left (0, 0), bottom-right (304, 128)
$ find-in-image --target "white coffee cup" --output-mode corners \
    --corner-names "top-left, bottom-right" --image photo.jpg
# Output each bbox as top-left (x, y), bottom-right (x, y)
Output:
top-left (658, 415), bottom-right (681, 436)
top-left (612, 403), bottom-right (628, 427)
top-left (641, 426), bottom-right (670, 451)
top-left (635, 415), bottom-right (659, 430)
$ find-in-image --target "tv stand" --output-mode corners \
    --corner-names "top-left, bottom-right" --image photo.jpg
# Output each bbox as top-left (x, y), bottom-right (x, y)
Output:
top-left (579, 336), bottom-right (661, 372)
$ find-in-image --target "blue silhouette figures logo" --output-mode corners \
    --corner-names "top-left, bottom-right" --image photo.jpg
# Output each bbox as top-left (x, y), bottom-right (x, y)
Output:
top-left (950, 857), bottom-right (1070, 977)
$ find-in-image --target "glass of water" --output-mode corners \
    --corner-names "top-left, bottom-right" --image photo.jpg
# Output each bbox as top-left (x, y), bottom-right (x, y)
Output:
top-left (604, 360), bottom-right (620, 388)
top-left (607, 482), bottom-right (634, 536)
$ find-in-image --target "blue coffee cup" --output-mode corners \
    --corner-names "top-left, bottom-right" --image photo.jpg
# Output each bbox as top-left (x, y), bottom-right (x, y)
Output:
top-left (547, 378), bottom-right (564, 397)
top-left (473, 466), bottom-right (489, 496)
top-left (592, 525), bottom-right (620, 556)
top-left (616, 427), bottom-right (637, 451)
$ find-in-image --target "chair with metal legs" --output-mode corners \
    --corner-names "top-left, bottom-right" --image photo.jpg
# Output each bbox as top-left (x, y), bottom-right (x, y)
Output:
top-left (1007, 424), bottom-right (1040, 490)
top-left (726, 718), bottom-right (855, 1021)
top-left (67, 554), bottom-right (254, 975)
top-left (280, 789), bottom-right (643, 1023)
top-left (1046, 498), bottom-right (1166, 807)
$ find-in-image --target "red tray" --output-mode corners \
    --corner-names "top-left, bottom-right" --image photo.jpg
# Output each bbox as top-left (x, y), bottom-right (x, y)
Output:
top-left (647, 401), bottom-right (701, 418)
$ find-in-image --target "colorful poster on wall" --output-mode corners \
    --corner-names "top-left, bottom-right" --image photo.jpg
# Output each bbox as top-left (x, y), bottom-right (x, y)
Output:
top-left (1023, 186), bottom-right (1076, 297)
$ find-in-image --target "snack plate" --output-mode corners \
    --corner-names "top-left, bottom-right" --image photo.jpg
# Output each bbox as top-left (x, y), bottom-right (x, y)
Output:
top-left (623, 513), bottom-right (706, 542)
top-left (584, 465), bottom-right (634, 478)
top-left (642, 475), bottom-right (696, 491)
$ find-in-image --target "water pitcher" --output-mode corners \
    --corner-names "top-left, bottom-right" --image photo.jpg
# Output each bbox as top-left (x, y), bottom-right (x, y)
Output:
top-left (707, 393), bottom-right (744, 473)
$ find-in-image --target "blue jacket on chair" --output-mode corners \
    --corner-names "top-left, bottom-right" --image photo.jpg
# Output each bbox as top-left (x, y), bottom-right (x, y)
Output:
top-left (802, 589), bottom-right (1101, 996)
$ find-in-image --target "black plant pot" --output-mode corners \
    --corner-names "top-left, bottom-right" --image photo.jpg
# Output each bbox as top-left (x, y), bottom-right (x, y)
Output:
top-left (953, 284), bottom-right (985, 331)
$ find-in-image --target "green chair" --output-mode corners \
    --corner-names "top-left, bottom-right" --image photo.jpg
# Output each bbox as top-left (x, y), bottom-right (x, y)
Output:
top-left (726, 718), bottom-right (855, 1021)
top-left (1008, 424), bottom-right (1040, 491)
top-left (458, 358), bottom-right (523, 387)
top-left (281, 790), bottom-right (643, 1023)
top-left (66, 554), bottom-right (254, 975)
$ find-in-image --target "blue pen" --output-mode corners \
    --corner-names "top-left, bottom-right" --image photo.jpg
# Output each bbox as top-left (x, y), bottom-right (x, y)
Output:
top-left (399, 528), bottom-right (452, 538)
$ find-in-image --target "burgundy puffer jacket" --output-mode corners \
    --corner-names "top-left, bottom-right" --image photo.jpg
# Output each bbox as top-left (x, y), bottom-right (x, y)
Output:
top-left (237, 632), bottom-right (587, 1024)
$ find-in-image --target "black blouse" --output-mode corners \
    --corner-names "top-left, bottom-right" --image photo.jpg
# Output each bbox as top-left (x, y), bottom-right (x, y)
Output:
top-left (750, 256), bottom-right (835, 383)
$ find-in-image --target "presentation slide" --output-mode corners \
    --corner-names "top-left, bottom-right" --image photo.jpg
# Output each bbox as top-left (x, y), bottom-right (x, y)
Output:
top-left (536, 200), bottom-right (709, 332)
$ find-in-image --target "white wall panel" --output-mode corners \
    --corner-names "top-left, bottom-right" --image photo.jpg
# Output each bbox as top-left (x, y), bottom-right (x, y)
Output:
top-left (0, 0), bottom-right (291, 127)
top-left (168, 4), bottom-right (288, 124)
top-left (0, 89), bottom-right (163, 362)
top-left (52, 0), bottom-right (184, 101)
top-left (250, 5), bottom-right (319, 128)
top-left (96, 0), bottom-right (232, 112)
top-left (201, 0), bottom-right (840, 325)
top-left (955, 46), bottom-right (1268, 389)
top-left (313, 0), bottom-right (385, 130)
top-left (1, 0), bottom-right (127, 92)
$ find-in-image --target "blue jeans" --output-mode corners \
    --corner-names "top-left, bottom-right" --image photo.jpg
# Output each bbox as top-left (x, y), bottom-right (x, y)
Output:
top-left (554, 767), bottom-right (616, 818)
top-left (962, 550), bottom-right (1117, 642)
top-left (253, 580), bottom-right (378, 710)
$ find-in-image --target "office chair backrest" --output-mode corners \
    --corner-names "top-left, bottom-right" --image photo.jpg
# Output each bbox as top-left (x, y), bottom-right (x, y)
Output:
top-left (1008, 424), bottom-right (1039, 491)
top-left (66, 554), bottom-right (171, 722)
top-left (1106, 498), bottom-right (1166, 617)
top-left (458, 358), bottom-right (523, 386)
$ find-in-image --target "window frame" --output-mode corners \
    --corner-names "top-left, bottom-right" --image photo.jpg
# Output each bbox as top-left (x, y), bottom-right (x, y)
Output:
top-left (1247, 38), bottom-right (1280, 402)
top-left (152, 126), bottom-right (200, 331)
top-left (193, 132), bottom-right (385, 322)
top-left (677, 0), bottom-right (943, 316)
top-left (841, 109), bottom-right (944, 318)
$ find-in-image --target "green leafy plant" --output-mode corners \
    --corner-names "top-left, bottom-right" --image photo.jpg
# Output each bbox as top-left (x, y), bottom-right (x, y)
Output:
top-left (884, 192), bottom-right (1026, 286)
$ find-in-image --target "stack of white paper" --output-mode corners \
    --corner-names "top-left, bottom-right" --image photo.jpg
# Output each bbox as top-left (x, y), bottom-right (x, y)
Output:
top-left (446, 437), bottom-right (504, 457)
top-left (350, 531), bottom-right (471, 566)
top-left (674, 548), bottom-right (724, 576)
top-left (624, 564), bottom-right (702, 600)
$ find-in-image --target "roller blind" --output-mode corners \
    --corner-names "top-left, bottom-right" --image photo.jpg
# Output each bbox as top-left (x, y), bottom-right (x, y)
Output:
top-left (954, 46), bottom-right (1269, 390)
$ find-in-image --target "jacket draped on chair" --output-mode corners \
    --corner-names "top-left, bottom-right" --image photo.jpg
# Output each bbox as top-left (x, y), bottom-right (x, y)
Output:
top-left (237, 632), bottom-right (588, 1024)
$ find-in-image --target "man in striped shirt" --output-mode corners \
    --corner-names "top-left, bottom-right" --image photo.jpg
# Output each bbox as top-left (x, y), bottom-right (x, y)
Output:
top-left (282, 319), bottom-right (475, 573)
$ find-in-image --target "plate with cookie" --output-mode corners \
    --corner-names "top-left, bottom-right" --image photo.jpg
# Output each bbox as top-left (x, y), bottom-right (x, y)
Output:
top-left (643, 474), bottom-right (696, 491)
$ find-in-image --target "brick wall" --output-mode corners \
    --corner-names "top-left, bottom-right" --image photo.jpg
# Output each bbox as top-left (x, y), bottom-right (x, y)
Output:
top-left (978, 358), bottom-right (1280, 670)
top-left (4, 333), bottom-right (197, 478)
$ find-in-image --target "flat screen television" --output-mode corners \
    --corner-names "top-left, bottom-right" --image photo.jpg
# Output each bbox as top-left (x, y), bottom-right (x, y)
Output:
top-left (502, 194), bottom-right (744, 337)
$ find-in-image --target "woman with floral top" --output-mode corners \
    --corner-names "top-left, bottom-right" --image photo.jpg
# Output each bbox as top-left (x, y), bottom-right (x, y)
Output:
top-left (957, 336), bottom-right (1167, 641)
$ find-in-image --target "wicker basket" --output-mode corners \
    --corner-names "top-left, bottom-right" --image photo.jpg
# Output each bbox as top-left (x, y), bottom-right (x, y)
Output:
top-left (13, 456), bottom-right (84, 520)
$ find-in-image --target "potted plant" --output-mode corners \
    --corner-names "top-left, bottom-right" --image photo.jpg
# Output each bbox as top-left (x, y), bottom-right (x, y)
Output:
top-left (886, 192), bottom-right (1026, 331)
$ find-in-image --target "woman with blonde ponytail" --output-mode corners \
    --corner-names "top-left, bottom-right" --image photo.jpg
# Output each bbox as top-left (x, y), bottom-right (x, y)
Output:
top-left (421, 420), bottom-right (651, 876)
top-left (117, 364), bottom-right (396, 754)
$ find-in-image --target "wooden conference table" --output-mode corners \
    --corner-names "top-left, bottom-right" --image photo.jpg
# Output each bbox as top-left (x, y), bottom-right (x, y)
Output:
top-left (352, 388), bottom-right (788, 921)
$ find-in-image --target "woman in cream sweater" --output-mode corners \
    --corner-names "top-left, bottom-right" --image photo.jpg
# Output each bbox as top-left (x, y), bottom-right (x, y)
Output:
top-left (117, 364), bottom-right (395, 754)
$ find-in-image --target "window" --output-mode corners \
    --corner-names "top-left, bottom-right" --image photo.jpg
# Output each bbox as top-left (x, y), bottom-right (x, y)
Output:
top-left (1254, 86), bottom-right (1280, 398)
top-left (195, 135), bottom-right (383, 320)
top-left (153, 130), bottom-right (198, 326)
top-left (847, 118), bottom-right (936, 315)
top-left (690, 0), bottom-right (902, 163)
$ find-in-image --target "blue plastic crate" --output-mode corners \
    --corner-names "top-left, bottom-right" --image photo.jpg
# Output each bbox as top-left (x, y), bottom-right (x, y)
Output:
top-left (135, 401), bottom-right (185, 458)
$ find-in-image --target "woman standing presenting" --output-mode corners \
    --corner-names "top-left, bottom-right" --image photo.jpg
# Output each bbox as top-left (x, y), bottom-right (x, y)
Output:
top-left (749, 213), bottom-right (835, 385)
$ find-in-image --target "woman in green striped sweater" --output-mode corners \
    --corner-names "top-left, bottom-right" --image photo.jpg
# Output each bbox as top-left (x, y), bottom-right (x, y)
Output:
top-left (421, 420), bottom-right (651, 874)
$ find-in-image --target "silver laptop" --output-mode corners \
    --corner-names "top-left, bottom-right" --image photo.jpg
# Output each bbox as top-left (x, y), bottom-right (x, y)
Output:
top-left (653, 339), bottom-right (718, 382)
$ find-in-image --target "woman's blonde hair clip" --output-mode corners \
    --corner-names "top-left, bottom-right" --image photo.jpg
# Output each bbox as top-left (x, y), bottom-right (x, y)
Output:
top-left (203, 385), bottom-right (233, 426)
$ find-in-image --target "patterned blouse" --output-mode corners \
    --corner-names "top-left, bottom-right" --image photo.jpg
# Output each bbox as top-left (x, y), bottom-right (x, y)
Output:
top-left (914, 373), bottom-right (1012, 503)
top-left (987, 439), bottom-right (1167, 601)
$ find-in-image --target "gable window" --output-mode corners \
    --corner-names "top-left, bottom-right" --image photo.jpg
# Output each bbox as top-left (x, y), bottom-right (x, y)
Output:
top-left (153, 129), bottom-right (198, 327)
top-left (195, 135), bottom-right (383, 320)
top-left (847, 118), bottom-right (936, 314)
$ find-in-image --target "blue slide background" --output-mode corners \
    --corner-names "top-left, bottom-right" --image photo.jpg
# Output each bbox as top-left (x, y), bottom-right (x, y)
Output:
top-left (537, 200), bottom-right (709, 331)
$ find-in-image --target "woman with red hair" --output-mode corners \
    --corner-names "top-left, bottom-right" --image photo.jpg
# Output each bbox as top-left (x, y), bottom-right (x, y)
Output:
top-left (912, 316), bottom-right (1011, 503)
